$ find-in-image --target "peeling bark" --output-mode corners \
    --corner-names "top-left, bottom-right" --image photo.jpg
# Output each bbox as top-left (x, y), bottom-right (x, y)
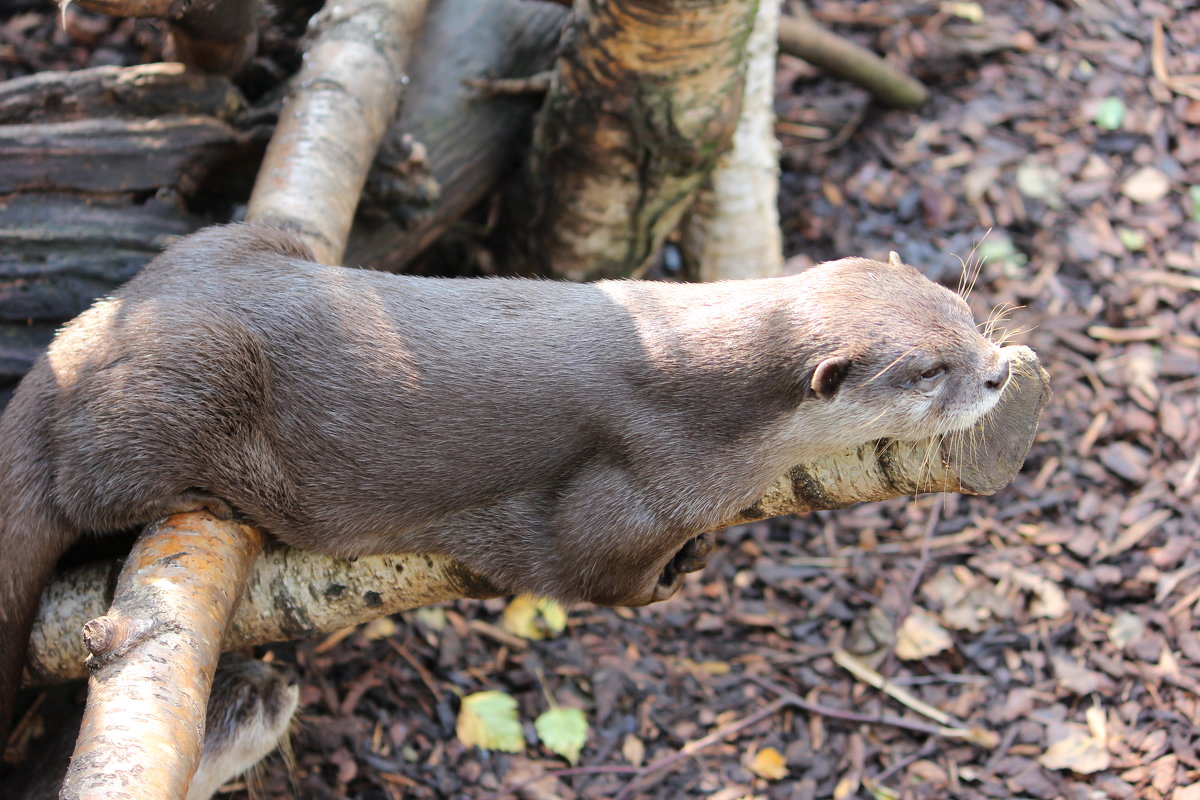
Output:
top-left (505, 0), bottom-right (760, 280)
top-left (0, 62), bottom-right (243, 123)
top-left (26, 347), bottom-right (1048, 686)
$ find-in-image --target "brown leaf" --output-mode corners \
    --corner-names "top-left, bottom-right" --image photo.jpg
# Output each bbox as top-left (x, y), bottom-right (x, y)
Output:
top-left (1038, 724), bottom-right (1110, 774)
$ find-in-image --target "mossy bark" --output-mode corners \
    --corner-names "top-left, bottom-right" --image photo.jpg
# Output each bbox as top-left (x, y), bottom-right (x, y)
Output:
top-left (505, 0), bottom-right (760, 280)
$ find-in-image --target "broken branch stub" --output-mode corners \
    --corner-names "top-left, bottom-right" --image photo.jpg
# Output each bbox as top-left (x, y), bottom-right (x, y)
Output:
top-left (26, 347), bottom-right (1048, 686)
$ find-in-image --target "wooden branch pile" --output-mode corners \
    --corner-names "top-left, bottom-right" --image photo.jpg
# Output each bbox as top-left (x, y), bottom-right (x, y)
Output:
top-left (0, 1), bottom-right (1045, 798)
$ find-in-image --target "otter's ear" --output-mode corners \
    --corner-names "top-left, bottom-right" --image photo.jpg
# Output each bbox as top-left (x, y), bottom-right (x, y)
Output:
top-left (810, 357), bottom-right (851, 400)
top-left (888, 251), bottom-right (904, 268)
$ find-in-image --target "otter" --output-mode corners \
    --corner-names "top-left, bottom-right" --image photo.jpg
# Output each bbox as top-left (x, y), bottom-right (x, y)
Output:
top-left (0, 223), bottom-right (1013, 744)
top-left (8, 654), bottom-right (298, 800)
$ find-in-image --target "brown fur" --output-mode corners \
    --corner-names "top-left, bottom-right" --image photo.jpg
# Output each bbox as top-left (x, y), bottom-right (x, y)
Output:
top-left (0, 224), bottom-right (1012, 744)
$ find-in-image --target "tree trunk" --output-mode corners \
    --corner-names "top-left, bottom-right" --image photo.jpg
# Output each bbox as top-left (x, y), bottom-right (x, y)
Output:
top-left (679, 0), bottom-right (783, 280)
top-left (504, 0), bottom-right (760, 280)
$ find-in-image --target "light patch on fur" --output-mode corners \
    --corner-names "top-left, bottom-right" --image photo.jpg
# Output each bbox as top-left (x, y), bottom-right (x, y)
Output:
top-left (185, 678), bottom-right (298, 800)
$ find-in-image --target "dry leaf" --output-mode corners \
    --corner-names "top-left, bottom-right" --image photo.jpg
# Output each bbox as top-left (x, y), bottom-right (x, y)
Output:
top-left (680, 658), bottom-right (733, 677)
top-left (1121, 166), bottom-right (1171, 204)
top-left (501, 596), bottom-right (568, 640)
top-left (896, 610), bottom-right (954, 660)
top-left (1174, 783), bottom-right (1200, 800)
top-left (1051, 655), bottom-right (1116, 695)
top-left (1012, 569), bottom-right (1070, 618)
top-left (834, 775), bottom-right (860, 799)
top-left (1108, 611), bottom-right (1145, 649)
top-left (1159, 647), bottom-right (1181, 677)
top-left (749, 746), bottom-right (789, 780)
top-left (361, 616), bottom-right (398, 640)
top-left (1016, 158), bottom-right (1062, 207)
top-left (1038, 723), bottom-right (1110, 774)
top-left (622, 734), bottom-right (645, 766)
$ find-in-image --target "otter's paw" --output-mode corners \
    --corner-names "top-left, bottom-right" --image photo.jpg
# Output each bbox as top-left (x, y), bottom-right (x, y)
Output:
top-left (651, 532), bottom-right (717, 603)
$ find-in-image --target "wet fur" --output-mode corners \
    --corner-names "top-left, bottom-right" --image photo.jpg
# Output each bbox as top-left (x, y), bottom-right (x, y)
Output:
top-left (0, 224), bottom-right (1011, 744)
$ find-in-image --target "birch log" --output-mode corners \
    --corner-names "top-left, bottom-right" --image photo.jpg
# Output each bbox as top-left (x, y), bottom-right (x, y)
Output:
top-left (245, 0), bottom-right (429, 264)
top-left (56, 517), bottom-right (264, 800)
top-left (54, 2), bottom-right (429, 796)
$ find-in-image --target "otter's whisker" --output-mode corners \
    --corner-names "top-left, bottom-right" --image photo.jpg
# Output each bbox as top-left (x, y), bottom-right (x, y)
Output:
top-left (956, 229), bottom-right (990, 301)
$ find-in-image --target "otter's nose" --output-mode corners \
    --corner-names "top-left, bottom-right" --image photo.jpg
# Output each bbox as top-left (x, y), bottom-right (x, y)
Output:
top-left (985, 359), bottom-right (1011, 391)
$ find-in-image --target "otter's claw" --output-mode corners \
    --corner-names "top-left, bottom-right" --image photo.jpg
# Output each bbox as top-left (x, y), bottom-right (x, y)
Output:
top-left (651, 532), bottom-right (716, 602)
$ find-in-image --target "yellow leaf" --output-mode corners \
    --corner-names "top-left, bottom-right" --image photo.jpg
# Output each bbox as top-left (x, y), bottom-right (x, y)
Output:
top-left (362, 617), bottom-right (398, 640)
top-left (942, 2), bottom-right (984, 23)
top-left (834, 775), bottom-right (860, 799)
top-left (535, 707), bottom-right (589, 765)
top-left (895, 610), bottom-right (953, 660)
top-left (863, 778), bottom-right (901, 800)
top-left (501, 596), bottom-right (568, 640)
top-left (749, 747), bottom-right (789, 780)
top-left (413, 606), bottom-right (447, 632)
top-left (456, 691), bottom-right (524, 753)
top-left (679, 658), bottom-right (732, 677)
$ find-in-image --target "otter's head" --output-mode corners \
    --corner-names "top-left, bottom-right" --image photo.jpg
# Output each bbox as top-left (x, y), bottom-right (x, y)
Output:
top-left (788, 252), bottom-right (1012, 451)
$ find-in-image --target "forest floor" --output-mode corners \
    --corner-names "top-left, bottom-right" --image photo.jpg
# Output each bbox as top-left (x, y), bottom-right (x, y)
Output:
top-left (3, 0), bottom-right (1199, 798)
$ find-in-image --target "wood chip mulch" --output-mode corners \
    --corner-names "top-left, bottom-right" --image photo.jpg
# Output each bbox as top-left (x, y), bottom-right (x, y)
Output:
top-left (4, 0), bottom-right (1199, 798)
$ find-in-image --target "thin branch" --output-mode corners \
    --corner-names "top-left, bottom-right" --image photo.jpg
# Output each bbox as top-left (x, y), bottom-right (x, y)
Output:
top-left (777, 11), bottom-right (928, 109)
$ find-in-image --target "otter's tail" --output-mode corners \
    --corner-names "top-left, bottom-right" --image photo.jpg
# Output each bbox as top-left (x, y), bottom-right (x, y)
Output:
top-left (0, 363), bottom-right (75, 748)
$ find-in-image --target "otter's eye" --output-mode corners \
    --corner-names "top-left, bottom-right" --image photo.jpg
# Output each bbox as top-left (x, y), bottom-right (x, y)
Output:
top-left (920, 366), bottom-right (946, 381)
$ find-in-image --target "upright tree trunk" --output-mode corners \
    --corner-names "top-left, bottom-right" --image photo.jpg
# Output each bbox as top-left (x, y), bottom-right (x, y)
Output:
top-left (505, 0), bottom-right (760, 280)
top-left (680, 0), bottom-right (783, 280)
